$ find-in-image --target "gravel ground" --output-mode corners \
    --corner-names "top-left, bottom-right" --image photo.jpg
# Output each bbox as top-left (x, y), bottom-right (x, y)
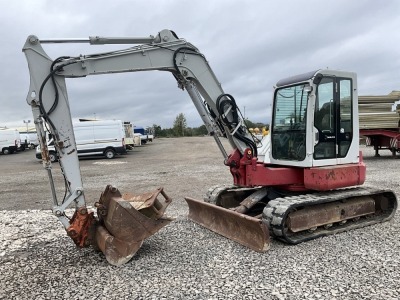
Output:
top-left (0, 137), bottom-right (399, 299)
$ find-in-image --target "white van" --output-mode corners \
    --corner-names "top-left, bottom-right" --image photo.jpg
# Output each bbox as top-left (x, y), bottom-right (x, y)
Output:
top-left (36, 120), bottom-right (126, 162)
top-left (0, 129), bottom-right (21, 154)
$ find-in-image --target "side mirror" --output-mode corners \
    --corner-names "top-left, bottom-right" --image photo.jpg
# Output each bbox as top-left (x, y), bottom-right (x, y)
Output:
top-left (304, 85), bottom-right (312, 93)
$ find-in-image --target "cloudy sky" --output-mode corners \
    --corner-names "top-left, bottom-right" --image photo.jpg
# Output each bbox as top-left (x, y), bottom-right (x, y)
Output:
top-left (1, 0), bottom-right (399, 130)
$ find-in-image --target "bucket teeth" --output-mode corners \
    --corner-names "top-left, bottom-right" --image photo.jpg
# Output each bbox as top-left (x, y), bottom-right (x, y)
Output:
top-left (93, 185), bottom-right (173, 266)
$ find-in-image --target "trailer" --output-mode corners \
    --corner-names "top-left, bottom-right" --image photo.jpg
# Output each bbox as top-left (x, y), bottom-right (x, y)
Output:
top-left (360, 129), bottom-right (400, 157)
top-left (359, 91), bottom-right (400, 157)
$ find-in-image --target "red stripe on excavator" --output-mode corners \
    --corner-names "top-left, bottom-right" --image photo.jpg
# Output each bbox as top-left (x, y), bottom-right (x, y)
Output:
top-left (304, 162), bottom-right (366, 191)
top-left (244, 162), bottom-right (304, 186)
top-left (229, 149), bottom-right (366, 191)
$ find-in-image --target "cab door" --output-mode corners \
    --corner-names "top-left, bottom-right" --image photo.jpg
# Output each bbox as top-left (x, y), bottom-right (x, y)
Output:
top-left (312, 77), bottom-right (353, 166)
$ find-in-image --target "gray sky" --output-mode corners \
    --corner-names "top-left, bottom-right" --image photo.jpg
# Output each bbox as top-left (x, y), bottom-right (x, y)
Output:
top-left (1, 0), bottom-right (400, 130)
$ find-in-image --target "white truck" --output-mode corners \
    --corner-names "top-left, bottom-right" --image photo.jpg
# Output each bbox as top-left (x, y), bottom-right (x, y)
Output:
top-left (19, 133), bottom-right (30, 150)
top-left (19, 131), bottom-right (39, 149)
top-left (0, 128), bottom-right (21, 154)
top-left (134, 126), bottom-right (154, 144)
top-left (36, 120), bottom-right (127, 162)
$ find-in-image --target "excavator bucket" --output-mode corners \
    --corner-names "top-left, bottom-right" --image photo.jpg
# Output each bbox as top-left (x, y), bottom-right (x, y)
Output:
top-left (185, 197), bottom-right (270, 252)
top-left (94, 185), bottom-right (173, 266)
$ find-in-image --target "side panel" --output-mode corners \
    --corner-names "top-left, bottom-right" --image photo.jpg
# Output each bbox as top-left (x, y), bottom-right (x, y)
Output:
top-left (93, 122), bottom-right (122, 142)
top-left (74, 122), bottom-right (95, 152)
top-left (0, 129), bottom-right (20, 152)
top-left (304, 162), bottom-right (366, 191)
top-left (74, 120), bottom-right (126, 155)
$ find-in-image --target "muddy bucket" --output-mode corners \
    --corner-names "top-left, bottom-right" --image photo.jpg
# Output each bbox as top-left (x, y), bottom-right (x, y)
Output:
top-left (94, 185), bottom-right (173, 266)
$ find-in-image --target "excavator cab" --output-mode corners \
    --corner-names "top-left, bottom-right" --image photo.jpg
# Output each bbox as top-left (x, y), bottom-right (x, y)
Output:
top-left (270, 70), bottom-right (359, 168)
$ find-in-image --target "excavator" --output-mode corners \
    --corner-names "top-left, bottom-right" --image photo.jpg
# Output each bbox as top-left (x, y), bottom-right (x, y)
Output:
top-left (23, 29), bottom-right (397, 266)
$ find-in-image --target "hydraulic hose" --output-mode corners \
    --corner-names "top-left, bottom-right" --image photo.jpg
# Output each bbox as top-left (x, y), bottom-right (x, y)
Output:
top-left (216, 94), bottom-right (257, 157)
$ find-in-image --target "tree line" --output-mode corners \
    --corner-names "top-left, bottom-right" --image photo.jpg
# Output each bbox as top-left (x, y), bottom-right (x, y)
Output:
top-left (151, 113), bottom-right (268, 138)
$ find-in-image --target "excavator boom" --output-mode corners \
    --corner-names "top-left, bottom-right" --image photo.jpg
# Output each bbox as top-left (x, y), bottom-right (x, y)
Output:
top-left (23, 29), bottom-right (264, 265)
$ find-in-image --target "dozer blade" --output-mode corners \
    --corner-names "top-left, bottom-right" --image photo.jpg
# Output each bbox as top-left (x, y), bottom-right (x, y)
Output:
top-left (94, 185), bottom-right (173, 266)
top-left (185, 197), bottom-right (270, 252)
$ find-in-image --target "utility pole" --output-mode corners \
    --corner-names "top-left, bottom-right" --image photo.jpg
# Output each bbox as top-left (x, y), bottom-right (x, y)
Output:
top-left (23, 119), bottom-right (31, 133)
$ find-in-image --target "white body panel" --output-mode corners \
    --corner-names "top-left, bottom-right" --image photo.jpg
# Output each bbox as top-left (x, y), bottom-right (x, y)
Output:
top-left (257, 134), bottom-right (271, 164)
top-left (0, 129), bottom-right (21, 154)
top-left (20, 133), bottom-right (30, 145)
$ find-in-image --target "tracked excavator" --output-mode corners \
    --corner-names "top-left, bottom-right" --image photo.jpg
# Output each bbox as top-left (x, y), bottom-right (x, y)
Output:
top-left (23, 29), bottom-right (397, 266)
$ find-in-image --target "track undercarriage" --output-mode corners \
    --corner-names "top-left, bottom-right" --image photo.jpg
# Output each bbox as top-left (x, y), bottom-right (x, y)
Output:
top-left (185, 185), bottom-right (397, 250)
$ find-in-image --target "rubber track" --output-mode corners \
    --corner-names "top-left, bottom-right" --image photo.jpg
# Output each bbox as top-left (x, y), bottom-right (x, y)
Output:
top-left (262, 187), bottom-right (398, 244)
top-left (204, 184), bottom-right (258, 204)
